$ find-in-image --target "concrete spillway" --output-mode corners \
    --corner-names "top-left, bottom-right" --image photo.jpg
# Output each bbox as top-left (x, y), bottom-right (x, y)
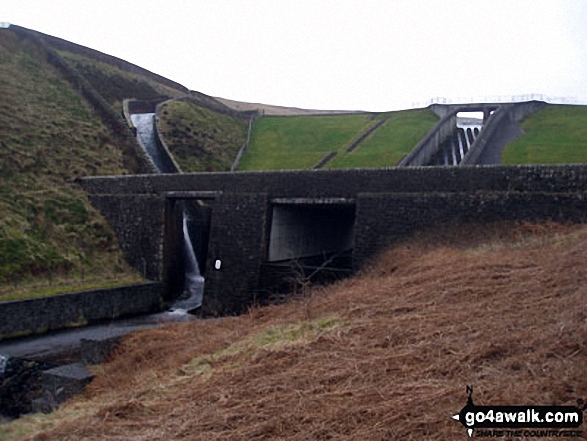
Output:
top-left (130, 113), bottom-right (166, 172)
top-left (131, 113), bottom-right (204, 312)
top-left (439, 123), bottom-right (482, 165)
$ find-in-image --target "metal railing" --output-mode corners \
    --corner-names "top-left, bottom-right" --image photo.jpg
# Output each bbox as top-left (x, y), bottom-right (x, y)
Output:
top-left (412, 94), bottom-right (587, 108)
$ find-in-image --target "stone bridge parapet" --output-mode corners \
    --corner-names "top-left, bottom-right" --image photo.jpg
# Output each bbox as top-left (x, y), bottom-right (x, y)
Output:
top-left (80, 165), bottom-right (587, 315)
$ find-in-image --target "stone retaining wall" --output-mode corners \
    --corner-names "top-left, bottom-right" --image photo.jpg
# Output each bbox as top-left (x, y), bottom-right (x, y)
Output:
top-left (80, 165), bottom-right (587, 316)
top-left (0, 283), bottom-right (162, 340)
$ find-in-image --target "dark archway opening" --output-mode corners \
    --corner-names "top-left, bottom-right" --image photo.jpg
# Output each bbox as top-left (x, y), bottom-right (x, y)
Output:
top-left (260, 199), bottom-right (356, 297)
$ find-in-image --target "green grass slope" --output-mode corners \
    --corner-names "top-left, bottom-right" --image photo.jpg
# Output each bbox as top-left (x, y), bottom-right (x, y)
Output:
top-left (239, 110), bottom-right (438, 171)
top-left (239, 114), bottom-right (373, 170)
top-left (158, 100), bottom-right (249, 172)
top-left (327, 108), bottom-right (439, 168)
top-left (0, 28), bottom-right (141, 298)
top-left (501, 104), bottom-right (587, 164)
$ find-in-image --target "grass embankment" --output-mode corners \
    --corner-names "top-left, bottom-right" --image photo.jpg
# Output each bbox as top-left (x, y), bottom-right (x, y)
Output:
top-left (57, 51), bottom-right (184, 111)
top-left (4, 221), bottom-right (586, 440)
top-left (239, 110), bottom-right (438, 171)
top-left (0, 28), bottom-right (141, 299)
top-left (157, 100), bottom-right (248, 172)
top-left (326, 108), bottom-right (439, 168)
top-left (239, 114), bottom-right (372, 170)
top-left (502, 104), bottom-right (587, 164)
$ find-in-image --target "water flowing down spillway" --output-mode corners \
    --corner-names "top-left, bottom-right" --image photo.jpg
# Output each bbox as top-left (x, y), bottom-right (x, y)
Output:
top-left (169, 216), bottom-right (205, 312)
top-left (130, 113), bottom-right (167, 173)
top-left (131, 113), bottom-right (204, 312)
top-left (0, 354), bottom-right (8, 375)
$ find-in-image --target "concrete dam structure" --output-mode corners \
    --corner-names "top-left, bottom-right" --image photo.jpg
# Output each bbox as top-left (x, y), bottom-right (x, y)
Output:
top-left (81, 165), bottom-right (587, 316)
top-left (399, 101), bottom-right (546, 166)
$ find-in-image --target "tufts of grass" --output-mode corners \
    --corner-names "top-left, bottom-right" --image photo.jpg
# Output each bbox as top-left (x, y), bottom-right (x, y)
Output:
top-left (501, 104), bottom-right (587, 164)
top-left (178, 317), bottom-right (343, 379)
top-left (6, 222), bottom-right (587, 440)
top-left (158, 100), bottom-right (248, 172)
top-left (0, 276), bottom-right (144, 302)
top-left (0, 28), bottom-right (142, 294)
top-left (57, 51), bottom-right (183, 110)
top-left (0, 403), bottom-right (94, 440)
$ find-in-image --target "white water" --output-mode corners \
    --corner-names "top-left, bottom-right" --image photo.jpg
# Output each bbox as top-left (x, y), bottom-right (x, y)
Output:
top-left (169, 216), bottom-right (204, 312)
top-left (131, 113), bottom-right (204, 312)
top-left (130, 113), bottom-right (166, 173)
top-left (0, 354), bottom-right (8, 375)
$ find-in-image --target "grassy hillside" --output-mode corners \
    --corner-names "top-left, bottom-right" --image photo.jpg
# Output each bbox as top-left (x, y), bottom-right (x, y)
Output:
top-left (158, 100), bottom-right (248, 172)
top-left (239, 110), bottom-right (438, 171)
top-left (3, 221), bottom-right (585, 440)
top-left (501, 104), bottom-right (587, 164)
top-left (326, 108), bottom-right (439, 168)
top-left (239, 114), bottom-right (373, 170)
top-left (57, 51), bottom-right (185, 111)
top-left (0, 28), bottom-right (141, 297)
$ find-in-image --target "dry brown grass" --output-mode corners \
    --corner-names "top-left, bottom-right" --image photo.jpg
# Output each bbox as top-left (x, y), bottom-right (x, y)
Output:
top-left (3, 221), bottom-right (587, 440)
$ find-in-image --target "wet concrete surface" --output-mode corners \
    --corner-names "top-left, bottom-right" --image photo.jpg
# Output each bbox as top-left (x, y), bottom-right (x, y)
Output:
top-left (0, 311), bottom-right (198, 364)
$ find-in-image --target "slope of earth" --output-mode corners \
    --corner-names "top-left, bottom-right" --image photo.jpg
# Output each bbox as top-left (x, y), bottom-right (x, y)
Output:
top-left (28, 26), bottom-right (189, 113)
top-left (326, 108), bottom-right (439, 168)
top-left (239, 109), bottom-right (438, 171)
top-left (239, 114), bottom-right (375, 170)
top-left (3, 221), bottom-right (586, 440)
top-left (501, 104), bottom-right (587, 164)
top-left (57, 51), bottom-right (184, 112)
top-left (215, 96), bottom-right (360, 116)
top-left (0, 28), bottom-right (141, 299)
top-left (157, 100), bottom-right (248, 172)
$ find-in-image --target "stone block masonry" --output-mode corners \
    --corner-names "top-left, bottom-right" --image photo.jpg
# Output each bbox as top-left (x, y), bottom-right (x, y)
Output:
top-left (0, 283), bottom-right (162, 340)
top-left (204, 192), bottom-right (269, 315)
top-left (85, 194), bottom-right (165, 281)
top-left (80, 165), bottom-right (587, 316)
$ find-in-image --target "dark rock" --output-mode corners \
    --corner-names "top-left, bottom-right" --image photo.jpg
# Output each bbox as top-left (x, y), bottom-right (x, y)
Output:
top-left (40, 363), bottom-right (94, 408)
top-left (80, 336), bottom-right (120, 365)
top-left (0, 356), bottom-right (53, 417)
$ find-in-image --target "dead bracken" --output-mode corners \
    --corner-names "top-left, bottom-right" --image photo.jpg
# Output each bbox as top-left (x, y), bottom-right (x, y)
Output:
top-left (2, 221), bottom-right (586, 440)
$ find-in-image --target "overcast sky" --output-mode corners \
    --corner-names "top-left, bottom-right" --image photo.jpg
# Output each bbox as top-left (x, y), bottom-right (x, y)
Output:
top-left (3, 0), bottom-right (587, 111)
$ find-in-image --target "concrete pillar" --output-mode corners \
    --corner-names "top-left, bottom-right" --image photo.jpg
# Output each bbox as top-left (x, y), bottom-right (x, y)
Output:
top-left (483, 107), bottom-right (492, 125)
top-left (458, 134), bottom-right (465, 159)
top-left (451, 143), bottom-right (458, 165)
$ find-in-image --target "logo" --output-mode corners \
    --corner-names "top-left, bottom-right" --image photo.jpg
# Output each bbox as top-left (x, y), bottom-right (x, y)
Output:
top-left (452, 386), bottom-right (585, 438)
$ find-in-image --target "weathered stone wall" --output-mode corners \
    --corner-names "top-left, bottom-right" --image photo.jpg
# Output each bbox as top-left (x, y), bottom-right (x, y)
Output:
top-left (85, 194), bottom-right (165, 281)
top-left (0, 283), bottom-right (162, 340)
top-left (354, 191), bottom-right (587, 268)
top-left (203, 192), bottom-right (268, 315)
top-left (79, 165), bottom-right (587, 315)
top-left (81, 165), bottom-right (587, 197)
top-left (127, 99), bottom-right (163, 115)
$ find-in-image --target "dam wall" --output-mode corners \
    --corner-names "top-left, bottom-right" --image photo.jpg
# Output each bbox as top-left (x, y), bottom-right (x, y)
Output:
top-left (80, 165), bottom-right (587, 316)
